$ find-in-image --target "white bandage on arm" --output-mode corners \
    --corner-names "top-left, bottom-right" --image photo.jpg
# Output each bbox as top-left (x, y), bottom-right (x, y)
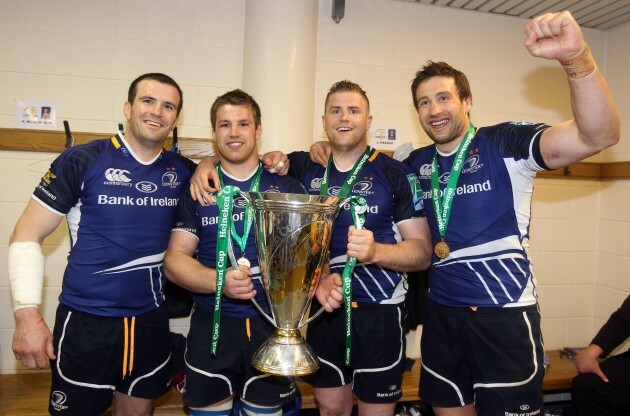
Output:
top-left (9, 241), bottom-right (45, 311)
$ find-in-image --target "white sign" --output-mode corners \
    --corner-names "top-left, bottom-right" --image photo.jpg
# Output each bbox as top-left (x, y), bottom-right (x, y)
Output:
top-left (14, 100), bottom-right (59, 130)
top-left (370, 125), bottom-right (404, 151)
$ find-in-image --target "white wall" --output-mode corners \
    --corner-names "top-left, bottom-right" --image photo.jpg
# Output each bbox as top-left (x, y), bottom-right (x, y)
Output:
top-left (0, 0), bottom-right (628, 373)
top-left (0, 0), bottom-right (245, 373)
top-left (315, 0), bottom-right (628, 357)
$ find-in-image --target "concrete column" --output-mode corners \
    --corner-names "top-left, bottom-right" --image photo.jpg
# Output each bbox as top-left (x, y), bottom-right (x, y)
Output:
top-left (243, 0), bottom-right (318, 154)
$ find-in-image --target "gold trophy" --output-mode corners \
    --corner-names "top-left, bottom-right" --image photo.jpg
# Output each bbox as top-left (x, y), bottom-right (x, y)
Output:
top-left (237, 192), bottom-right (344, 376)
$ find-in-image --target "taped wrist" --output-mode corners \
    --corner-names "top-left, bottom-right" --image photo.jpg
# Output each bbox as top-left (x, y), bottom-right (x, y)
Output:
top-left (560, 44), bottom-right (596, 79)
top-left (9, 242), bottom-right (44, 311)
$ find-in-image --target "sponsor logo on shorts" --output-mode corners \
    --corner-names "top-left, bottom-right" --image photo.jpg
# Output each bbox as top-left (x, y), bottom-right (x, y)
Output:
top-left (376, 386), bottom-right (401, 398)
top-left (504, 405), bottom-right (540, 416)
top-left (279, 385), bottom-right (297, 398)
top-left (51, 390), bottom-right (69, 411)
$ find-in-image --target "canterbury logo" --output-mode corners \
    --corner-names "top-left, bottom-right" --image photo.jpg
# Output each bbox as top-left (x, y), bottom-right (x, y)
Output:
top-left (310, 177), bottom-right (323, 189)
top-left (105, 168), bottom-right (131, 182)
top-left (419, 163), bottom-right (432, 177)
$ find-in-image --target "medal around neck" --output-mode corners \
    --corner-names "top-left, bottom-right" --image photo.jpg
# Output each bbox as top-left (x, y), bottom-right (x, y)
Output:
top-left (236, 256), bottom-right (251, 268)
top-left (434, 241), bottom-right (450, 259)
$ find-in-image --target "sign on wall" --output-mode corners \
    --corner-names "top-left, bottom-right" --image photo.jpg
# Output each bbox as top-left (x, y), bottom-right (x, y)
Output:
top-left (14, 100), bottom-right (59, 130)
top-left (370, 125), bottom-right (407, 151)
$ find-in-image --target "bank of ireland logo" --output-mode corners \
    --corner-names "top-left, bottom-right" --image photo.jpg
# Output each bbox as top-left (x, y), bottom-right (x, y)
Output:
top-left (234, 194), bottom-right (248, 208)
top-left (51, 390), bottom-right (69, 410)
top-left (328, 186), bottom-right (341, 196)
top-left (135, 181), bottom-right (158, 193)
top-left (105, 168), bottom-right (131, 183)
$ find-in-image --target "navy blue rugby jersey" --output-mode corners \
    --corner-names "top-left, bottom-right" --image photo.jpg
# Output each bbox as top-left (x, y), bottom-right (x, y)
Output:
top-left (404, 122), bottom-right (550, 308)
top-left (172, 167), bottom-right (305, 318)
top-left (288, 149), bottom-right (425, 305)
top-left (32, 132), bottom-right (197, 317)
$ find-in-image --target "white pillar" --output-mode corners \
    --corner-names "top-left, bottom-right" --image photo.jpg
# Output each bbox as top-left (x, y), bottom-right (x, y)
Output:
top-left (243, 0), bottom-right (318, 154)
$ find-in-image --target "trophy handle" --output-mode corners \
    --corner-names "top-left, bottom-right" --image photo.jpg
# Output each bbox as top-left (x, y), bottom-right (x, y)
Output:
top-left (250, 297), bottom-right (277, 326)
top-left (298, 305), bottom-right (325, 327)
top-left (298, 196), bottom-right (365, 328)
top-left (227, 238), bottom-right (276, 326)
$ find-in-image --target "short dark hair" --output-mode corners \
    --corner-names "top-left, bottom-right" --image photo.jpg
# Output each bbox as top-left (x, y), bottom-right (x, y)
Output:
top-left (128, 73), bottom-right (183, 116)
top-left (410, 61), bottom-right (471, 110)
top-left (324, 80), bottom-right (370, 112)
top-left (210, 89), bottom-right (262, 130)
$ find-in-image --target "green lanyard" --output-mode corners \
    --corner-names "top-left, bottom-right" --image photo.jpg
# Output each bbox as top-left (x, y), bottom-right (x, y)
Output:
top-left (320, 146), bottom-right (372, 198)
top-left (211, 164), bottom-right (262, 355)
top-left (218, 162), bottom-right (262, 255)
top-left (341, 196), bottom-right (367, 365)
top-left (319, 146), bottom-right (372, 366)
top-left (212, 184), bottom-right (240, 355)
top-left (430, 124), bottom-right (475, 259)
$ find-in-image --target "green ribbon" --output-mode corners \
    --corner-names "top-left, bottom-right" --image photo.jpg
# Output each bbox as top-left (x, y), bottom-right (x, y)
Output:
top-left (430, 124), bottom-right (476, 244)
top-left (341, 196), bottom-right (367, 365)
top-left (320, 146), bottom-right (372, 197)
top-left (319, 146), bottom-right (372, 366)
top-left (212, 184), bottom-right (240, 355)
top-left (217, 162), bottom-right (262, 255)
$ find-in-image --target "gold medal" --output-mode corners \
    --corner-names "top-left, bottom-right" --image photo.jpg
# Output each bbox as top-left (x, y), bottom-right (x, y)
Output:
top-left (434, 241), bottom-right (450, 259)
top-left (237, 257), bottom-right (251, 268)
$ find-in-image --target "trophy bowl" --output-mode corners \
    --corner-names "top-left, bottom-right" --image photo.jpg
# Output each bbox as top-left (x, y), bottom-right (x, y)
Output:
top-left (243, 192), bottom-right (343, 376)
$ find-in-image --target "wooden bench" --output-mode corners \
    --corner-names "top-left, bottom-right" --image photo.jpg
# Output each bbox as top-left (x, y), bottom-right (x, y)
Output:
top-left (0, 350), bottom-right (577, 415)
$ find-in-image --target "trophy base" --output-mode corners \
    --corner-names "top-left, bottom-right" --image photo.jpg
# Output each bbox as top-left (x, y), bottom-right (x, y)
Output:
top-left (251, 329), bottom-right (320, 376)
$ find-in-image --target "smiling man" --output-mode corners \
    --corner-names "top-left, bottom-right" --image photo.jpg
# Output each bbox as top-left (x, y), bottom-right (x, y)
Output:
top-left (9, 73), bottom-right (197, 415)
top-left (283, 80), bottom-right (432, 416)
top-left (163, 89), bottom-right (306, 416)
top-left (403, 11), bottom-right (620, 416)
top-left (187, 81), bottom-right (433, 416)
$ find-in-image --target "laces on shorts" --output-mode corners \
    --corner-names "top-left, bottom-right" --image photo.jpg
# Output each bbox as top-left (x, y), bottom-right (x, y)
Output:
top-left (122, 316), bottom-right (136, 378)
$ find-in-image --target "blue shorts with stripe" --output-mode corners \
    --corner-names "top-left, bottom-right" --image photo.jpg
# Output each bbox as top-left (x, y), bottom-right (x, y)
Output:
top-left (49, 303), bottom-right (172, 415)
top-left (304, 302), bottom-right (408, 403)
top-left (183, 307), bottom-right (296, 408)
top-left (420, 300), bottom-right (545, 415)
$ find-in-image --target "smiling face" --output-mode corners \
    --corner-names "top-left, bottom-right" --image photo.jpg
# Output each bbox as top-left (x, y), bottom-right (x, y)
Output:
top-left (123, 79), bottom-right (180, 150)
top-left (213, 104), bottom-right (261, 171)
top-left (415, 76), bottom-right (472, 153)
top-left (322, 91), bottom-right (373, 154)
